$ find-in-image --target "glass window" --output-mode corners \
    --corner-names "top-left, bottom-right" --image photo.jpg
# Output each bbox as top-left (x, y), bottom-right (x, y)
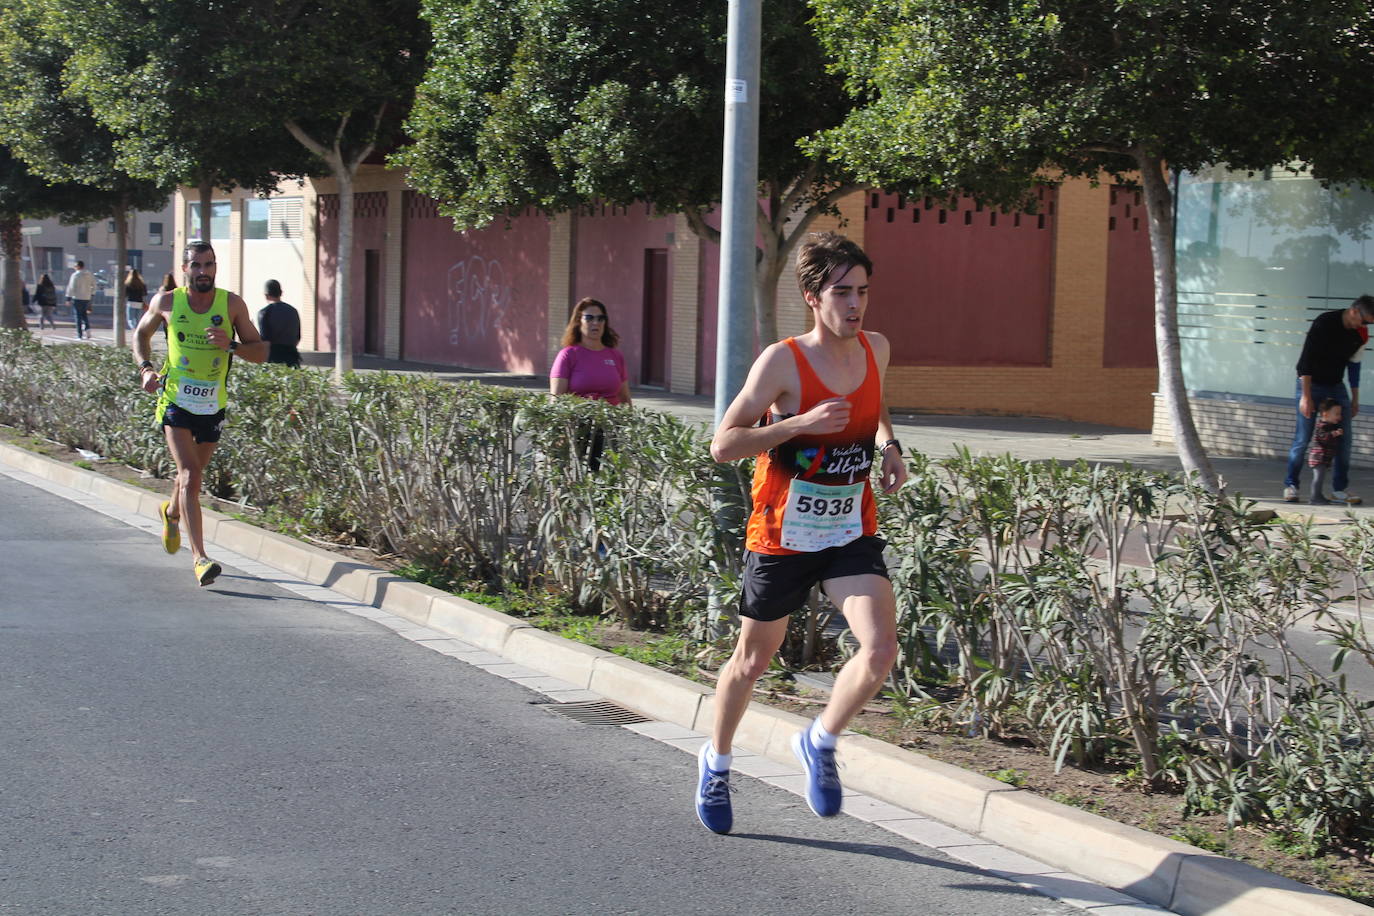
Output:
top-left (186, 201), bottom-right (232, 241)
top-left (1176, 168), bottom-right (1374, 399)
top-left (244, 199), bottom-right (270, 240)
top-left (76, 226), bottom-right (88, 244)
top-left (148, 222), bottom-right (163, 246)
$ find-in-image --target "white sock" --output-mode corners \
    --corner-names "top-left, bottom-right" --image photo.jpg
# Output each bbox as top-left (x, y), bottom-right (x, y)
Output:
top-left (706, 744), bottom-right (731, 772)
top-left (809, 719), bottom-right (838, 751)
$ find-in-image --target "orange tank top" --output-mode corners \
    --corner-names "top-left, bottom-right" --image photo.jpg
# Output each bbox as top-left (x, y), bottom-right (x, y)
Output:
top-left (744, 333), bottom-right (881, 555)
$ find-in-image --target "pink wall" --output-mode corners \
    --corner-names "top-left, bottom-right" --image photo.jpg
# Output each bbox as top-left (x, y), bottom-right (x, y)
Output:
top-left (1104, 186), bottom-right (1157, 369)
top-left (315, 192), bottom-right (388, 353)
top-left (401, 195), bottom-right (550, 373)
top-left (571, 203), bottom-right (677, 385)
top-left (862, 190), bottom-right (1055, 367)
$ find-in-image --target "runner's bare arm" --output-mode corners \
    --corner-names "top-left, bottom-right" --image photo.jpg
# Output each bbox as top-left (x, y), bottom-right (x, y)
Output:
top-left (866, 333), bottom-right (908, 492)
top-left (710, 343), bottom-right (851, 463)
top-left (133, 292), bottom-right (172, 392)
top-left (133, 291), bottom-right (168, 363)
top-left (207, 293), bottom-right (269, 363)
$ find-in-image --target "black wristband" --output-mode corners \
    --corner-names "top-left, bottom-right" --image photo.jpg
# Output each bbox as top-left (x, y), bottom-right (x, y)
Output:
top-left (139, 360), bottom-right (155, 371)
top-left (228, 340), bottom-right (239, 353)
top-left (880, 438), bottom-right (902, 456)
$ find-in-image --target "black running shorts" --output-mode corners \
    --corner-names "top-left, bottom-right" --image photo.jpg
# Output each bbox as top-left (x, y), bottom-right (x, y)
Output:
top-left (161, 404), bottom-right (226, 444)
top-left (739, 535), bottom-right (889, 622)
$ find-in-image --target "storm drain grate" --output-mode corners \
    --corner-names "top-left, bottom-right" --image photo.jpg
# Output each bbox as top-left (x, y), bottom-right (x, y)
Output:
top-left (536, 700), bottom-right (651, 726)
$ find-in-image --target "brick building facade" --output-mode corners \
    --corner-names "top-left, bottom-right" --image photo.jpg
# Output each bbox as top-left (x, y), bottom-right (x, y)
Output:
top-left (177, 165), bottom-right (1160, 429)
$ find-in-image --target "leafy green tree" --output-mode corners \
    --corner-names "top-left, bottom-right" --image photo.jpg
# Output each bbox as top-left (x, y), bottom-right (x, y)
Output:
top-left (0, 148), bottom-right (119, 329)
top-left (24, 0), bottom-right (318, 236)
top-left (397, 0), bottom-right (858, 345)
top-left (809, 0), bottom-right (1374, 490)
top-left (0, 3), bottom-right (170, 344)
top-left (16, 0), bottom-right (429, 376)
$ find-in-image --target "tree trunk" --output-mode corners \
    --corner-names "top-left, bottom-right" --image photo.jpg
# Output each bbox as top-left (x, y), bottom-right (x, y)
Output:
top-left (754, 236), bottom-right (784, 347)
top-left (333, 165), bottom-right (355, 378)
top-left (197, 179), bottom-right (213, 244)
top-left (112, 203), bottom-right (128, 349)
top-left (284, 114), bottom-right (379, 380)
top-left (1135, 151), bottom-right (1219, 492)
top-left (0, 214), bottom-right (28, 330)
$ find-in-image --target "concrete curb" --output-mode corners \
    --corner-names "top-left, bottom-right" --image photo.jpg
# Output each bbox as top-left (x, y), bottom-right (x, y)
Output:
top-left (3, 439), bottom-right (1369, 916)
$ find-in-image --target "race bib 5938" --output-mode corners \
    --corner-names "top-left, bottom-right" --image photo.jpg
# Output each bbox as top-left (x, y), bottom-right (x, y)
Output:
top-left (780, 478), bottom-right (864, 552)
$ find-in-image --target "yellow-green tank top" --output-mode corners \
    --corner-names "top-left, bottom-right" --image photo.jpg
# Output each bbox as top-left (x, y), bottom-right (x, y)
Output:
top-left (157, 287), bottom-right (232, 419)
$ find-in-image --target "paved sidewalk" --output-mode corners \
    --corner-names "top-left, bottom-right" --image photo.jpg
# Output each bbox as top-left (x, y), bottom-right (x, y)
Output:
top-left (37, 325), bottom-right (1364, 523)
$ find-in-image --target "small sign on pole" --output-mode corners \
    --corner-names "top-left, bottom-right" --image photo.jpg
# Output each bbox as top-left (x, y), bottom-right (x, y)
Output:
top-left (19, 226), bottom-right (41, 236)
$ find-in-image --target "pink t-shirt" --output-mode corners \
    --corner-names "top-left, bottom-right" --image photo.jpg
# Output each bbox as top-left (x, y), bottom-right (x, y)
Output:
top-left (550, 345), bottom-right (628, 404)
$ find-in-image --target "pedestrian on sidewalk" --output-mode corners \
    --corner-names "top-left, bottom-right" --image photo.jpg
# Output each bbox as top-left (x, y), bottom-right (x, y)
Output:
top-left (34, 274), bottom-right (57, 329)
top-left (1283, 294), bottom-right (1374, 506)
top-left (1308, 398), bottom-right (1345, 505)
top-left (122, 266), bottom-right (147, 330)
top-left (549, 297), bottom-right (631, 471)
top-left (124, 268), bottom-right (148, 330)
top-left (133, 241), bottom-right (269, 588)
top-left (695, 232), bottom-right (907, 835)
top-left (256, 279), bottom-right (301, 367)
top-left (66, 260), bottom-right (95, 339)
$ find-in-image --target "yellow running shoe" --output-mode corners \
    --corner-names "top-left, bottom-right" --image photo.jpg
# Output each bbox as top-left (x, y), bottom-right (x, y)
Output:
top-left (194, 558), bottom-right (222, 587)
top-left (159, 500), bottom-right (180, 554)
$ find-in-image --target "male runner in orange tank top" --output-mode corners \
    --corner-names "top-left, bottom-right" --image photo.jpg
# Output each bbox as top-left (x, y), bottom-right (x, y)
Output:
top-left (695, 232), bottom-right (907, 834)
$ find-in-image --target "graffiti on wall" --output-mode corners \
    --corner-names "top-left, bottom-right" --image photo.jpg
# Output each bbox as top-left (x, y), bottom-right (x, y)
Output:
top-left (447, 256), bottom-right (513, 346)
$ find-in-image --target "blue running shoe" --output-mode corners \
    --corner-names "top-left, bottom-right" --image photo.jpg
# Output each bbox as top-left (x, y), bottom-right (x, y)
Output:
top-left (696, 742), bottom-right (733, 834)
top-left (792, 727), bottom-right (842, 817)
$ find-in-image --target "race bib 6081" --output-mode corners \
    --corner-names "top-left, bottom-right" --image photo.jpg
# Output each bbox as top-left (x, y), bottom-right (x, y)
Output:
top-left (176, 378), bottom-right (220, 415)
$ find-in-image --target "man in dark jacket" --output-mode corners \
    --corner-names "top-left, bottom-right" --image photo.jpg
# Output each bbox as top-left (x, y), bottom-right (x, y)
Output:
top-left (255, 279), bottom-right (301, 367)
top-left (1284, 295), bottom-right (1374, 505)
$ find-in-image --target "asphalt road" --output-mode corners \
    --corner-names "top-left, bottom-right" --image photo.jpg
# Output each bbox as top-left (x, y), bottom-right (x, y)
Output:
top-left (0, 474), bottom-right (1077, 916)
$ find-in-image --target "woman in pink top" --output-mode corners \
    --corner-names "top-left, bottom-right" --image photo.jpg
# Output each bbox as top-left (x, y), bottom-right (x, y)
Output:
top-left (549, 298), bottom-right (632, 406)
top-left (550, 298), bottom-right (631, 472)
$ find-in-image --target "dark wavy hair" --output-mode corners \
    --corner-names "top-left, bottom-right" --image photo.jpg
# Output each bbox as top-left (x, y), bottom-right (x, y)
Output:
top-left (560, 297), bottom-right (620, 348)
top-left (796, 231), bottom-right (873, 300)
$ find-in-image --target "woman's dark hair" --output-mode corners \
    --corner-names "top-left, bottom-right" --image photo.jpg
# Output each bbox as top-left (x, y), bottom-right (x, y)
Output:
top-left (560, 297), bottom-right (620, 348)
top-left (1318, 397), bottom-right (1341, 414)
top-left (38, 273), bottom-right (53, 289)
top-left (161, 272), bottom-right (177, 292)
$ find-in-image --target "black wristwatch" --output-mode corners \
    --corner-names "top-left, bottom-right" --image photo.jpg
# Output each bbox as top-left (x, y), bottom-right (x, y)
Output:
top-left (228, 340), bottom-right (239, 353)
top-left (880, 438), bottom-right (902, 457)
top-left (139, 359), bottom-right (155, 372)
